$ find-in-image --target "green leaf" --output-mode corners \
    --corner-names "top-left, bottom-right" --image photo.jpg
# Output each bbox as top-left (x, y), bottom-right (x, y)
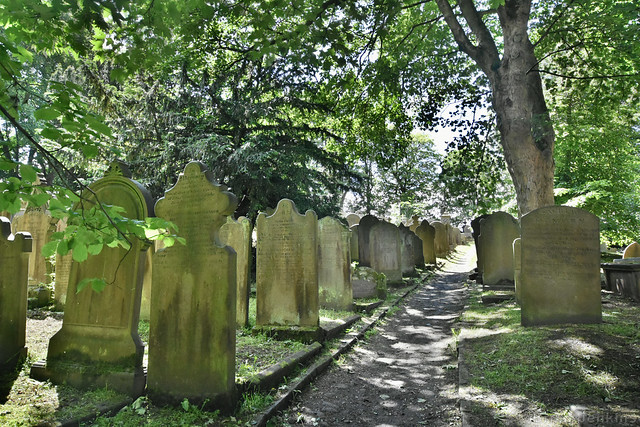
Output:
top-left (42, 240), bottom-right (59, 257)
top-left (72, 243), bottom-right (88, 262)
top-left (29, 193), bottom-right (50, 207)
top-left (40, 127), bottom-right (63, 140)
top-left (34, 106), bottom-right (60, 121)
top-left (82, 144), bottom-right (100, 158)
top-left (87, 243), bottom-right (103, 255)
top-left (56, 239), bottom-right (69, 256)
top-left (0, 159), bottom-right (17, 171)
top-left (91, 279), bottom-right (107, 292)
top-left (19, 164), bottom-right (38, 182)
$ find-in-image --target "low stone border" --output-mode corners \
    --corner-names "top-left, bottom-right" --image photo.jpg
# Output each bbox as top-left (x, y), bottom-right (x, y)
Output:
top-left (252, 277), bottom-right (425, 427)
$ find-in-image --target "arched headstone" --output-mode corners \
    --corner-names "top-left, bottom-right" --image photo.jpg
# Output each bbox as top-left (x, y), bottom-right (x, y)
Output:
top-left (370, 221), bottom-right (402, 285)
top-left (357, 215), bottom-right (379, 267)
top-left (318, 217), bottom-right (352, 311)
top-left (415, 221), bottom-right (436, 265)
top-left (478, 211), bottom-right (520, 290)
top-left (622, 242), bottom-right (640, 259)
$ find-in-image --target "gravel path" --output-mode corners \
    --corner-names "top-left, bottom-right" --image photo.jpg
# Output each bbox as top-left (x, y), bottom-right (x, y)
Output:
top-left (276, 245), bottom-right (476, 426)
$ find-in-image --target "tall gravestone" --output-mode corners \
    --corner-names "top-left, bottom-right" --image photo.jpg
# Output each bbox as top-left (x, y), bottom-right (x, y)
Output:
top-left (220, 216), bottom-right (252, 328)
top-left (622, 242), bottom-right (640, 259)
top-left (346, 214), bottom-right (360, 227)
top-left (398, 225), bottom-right (417, 277)
top-left (256, 199), bottom-right (319, 330)
top-left (12, 208), bottom-right (55, 291)
top-left (53, 219), bottom-right (72, 309)
top-left (370, 221), bottom-right (403, 285)
top-left (520, 206), bottom-right (601, 326)
top-left (479, 211), bottom-right (520, 290)
top-left (149, 162), bottom-right (237, 409)
top-left (415, 220), bottom-right (436, 265)
top-left (318, 217), bottom-right (352, 311)
top-left (431, 221), bottom-right (449, 257)
top-left (139, 243), bottom-right (155, 321)
top-left (350, 224), bottom-right (360, 262)
top-left (471, 214), bottom-right (490, 279)
top-left (0, 218), bottom-right (31, 373)
top-left (31, 162), bottom-right (152, 396)
top-left (357, 215), bottom-right (379, 267)
top-left (412, 232), bottom-right (425, 268)
top-left (513, 238), bottom-right (522, 304)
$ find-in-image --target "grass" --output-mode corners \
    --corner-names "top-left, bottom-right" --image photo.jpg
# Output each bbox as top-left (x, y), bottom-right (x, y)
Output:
top-left (460, 283), bottom-right (640, 424)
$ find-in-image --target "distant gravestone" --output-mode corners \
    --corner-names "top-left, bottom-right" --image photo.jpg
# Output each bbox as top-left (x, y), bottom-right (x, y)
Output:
top-left (415, 221), bottom-right (436, 265)
top-left (351, 266), bottom-right (387, 299)
top-left (149, 162), bottom-right (237, 409)
top-left (357, 215), bottom-right (379, 267)
top-left (513, 238), bottom-right (522, 304)
top-left (350, 224), bottom-right (359, 262)
top-left (0, 217), bottom-right (31, 372)
top-left (408, 215), bottom-right (421, 232)
top-left (318, 217), bottom-right (352, 311)
top-left (412, 233), bottom-right (425, 268)
top-left (370, 221), bottom-right (403, 285)
top-left (623, 242), bottom-right (640, 259)
top-left (431, 221), bottom-right (449, 257)
top-left (471, 214), bottom-right (490, 278)
top-left (398, 225), bottom-right (418, 277)
top-left (520, 206), bottom-right (601, 326)
top-left (12, 208), bottom-right (55, 290)
top-left (31, 162), bottom-right (152, 396)
top-left (256, 199), bottom-right (319, 329)
top-left (346, 214), bottom-right (360, 227)
top-left (479, 212), bottom-right (520, 290)
top-left (220, 216), bottom-right (253, 328)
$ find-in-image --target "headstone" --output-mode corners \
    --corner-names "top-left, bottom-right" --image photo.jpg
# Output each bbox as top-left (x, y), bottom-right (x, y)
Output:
top-left (220, 216), bottom-right (253, 328)
top-left (412, 233), bottom-right (425, 268)
top-left (369, 221), bottom-right (403, 285)
top-left (431, 221), bottom-right (449, 257)
top-left (0, 217), bottom-right (32, 372)
top-left (479, 212), bottom-right (520, 290)
top-left (317, 217), bottom-right (352, 311)
top-left (471, 214), bottom-right (490, 278)
top-left (346, 214), bottom-right (360, 227)
top-left (53, 218), bottom-right (71, 309)
top-left (513, 238), bottom-right (522, 304)
top-left (11, 208), bottom-right (55, 290)
top-left (520, 206), bottom-right (601, 326)
top-left (350, 224), bottom-right (359, 262)
top-left (139, 243), bottom-right (154, 321)
top-left (351, 266), bottom-right (387, 299)
top-left (256, 199), bottom-right (319, 328)
top-left (408, 215), bottom-right (421, 232)
top-left (415, 221), bottom-right (436, 265)
top-left (149, 162), bottom-right (237, 409)
top-left (622, 242), bottom-right (640, 259)
top-left (398, 225), bottom-right (418, 276)
top-left (31, 162), bottom-right (152, 396)
top-left (441, 214), bottom-right (452, 225)
top-left (357, 215), bottom-right (379, 267)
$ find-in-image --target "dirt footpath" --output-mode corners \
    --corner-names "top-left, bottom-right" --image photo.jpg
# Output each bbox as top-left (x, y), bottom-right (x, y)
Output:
top-left (276, 245), bottom-right (476, 426)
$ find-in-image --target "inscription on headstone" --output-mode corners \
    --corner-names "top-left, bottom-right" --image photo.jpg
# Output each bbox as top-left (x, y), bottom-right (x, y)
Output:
top-left (479, 212), bottom-right (520, 290)
top-left (370, 221), bottom-right (402, 285)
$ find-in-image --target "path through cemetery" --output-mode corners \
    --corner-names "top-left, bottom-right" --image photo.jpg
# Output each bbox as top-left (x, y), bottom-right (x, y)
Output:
top-left (276, 245), bottom-right (476, 426)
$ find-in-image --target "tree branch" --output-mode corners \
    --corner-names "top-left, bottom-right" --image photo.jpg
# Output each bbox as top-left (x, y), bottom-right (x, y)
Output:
top-left (528, 68), bottom-right (640, 80)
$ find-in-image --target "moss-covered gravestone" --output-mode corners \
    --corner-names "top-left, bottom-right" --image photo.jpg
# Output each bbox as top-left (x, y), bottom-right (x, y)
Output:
top-left (148, 162), bottom-right (237, 410)
top-left (357, 215), bottom-right (379, 267)
top-left (478, 211), bottom-right (520, 290)
top-left (370, 221), bottom-right (403, 286)
top-left (256, 199), bottom-right (319, 332)
top-left (415, 221), bottom-right (436, 265)
top-left (0, 217), bottom-right (31, 373)
top-left (431, 221), bottom-right (449, 257)
top-left (220, 216), bottom-right (252, 328)
top-left (521, 206), bottom-right (601, 326)
top-left (350, 224), bottom-right (359, 262)
top-left (471, 214), bottom-right (490, 279)
top-left (398, 224), bottom-right (418, 277)
top-left (318, 217), bottom-right (352, 311)
top-left (31, 162), bottom-right (152, 395)
top-left (513, 238), bottom-right (522, 304)
top-left (11, 208), bottom-right (55, 293)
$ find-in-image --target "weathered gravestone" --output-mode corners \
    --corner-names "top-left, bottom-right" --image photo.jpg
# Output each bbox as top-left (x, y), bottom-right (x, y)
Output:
top-left (346, 213), bottom-right (361, 227)
top-left (350, 224), bottom-right (359, 262)
top-left (370, 221), bottom-right (403, 286)
top-left (623, 242), bottom-right (640, 259)
top-left (415, 220), bottom-right (436, 265)
top-left (431, 221), bottom-right (449, 257)
top-left (479, 211), bottom-right (520, 290)
top-left (256, 199), bottom-right (319, 331)
top-left (520, 206), bottom-right (601, 326)
top-left (220, 216), bottom-right (252, 327)
top-left (412, 232), bottom-right (425, 268)
top-left (513, 238), bottom-right (522, 304)
top-left (149, 162), bottom-right (237, 409)
top-left (139, 243), bottom-right (155, 321)
top-left (398, 224), bottom-right (418, 277)
top-left (471, 214), bottom-right (490, 280)
top-left (31, 162), bottom-right (152, 395)
top-left (0, 217), bottom-right (31, 373)
top-left (12, 208), bottom-right (55, 294)
top-left (318, 217), bottom-right (352, 311)
top-left (408, 215), bottom-right (421, 232)
top-left (351, 266), bottom-right (387, 299)
top-left (53, 219), bottom-right (72, 309)
top-left (357, 215), bottom-right (379, 267)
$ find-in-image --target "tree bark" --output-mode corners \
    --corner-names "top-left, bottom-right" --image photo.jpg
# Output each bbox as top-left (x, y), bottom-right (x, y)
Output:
top-left (435, 0), bottom-right (555, 216)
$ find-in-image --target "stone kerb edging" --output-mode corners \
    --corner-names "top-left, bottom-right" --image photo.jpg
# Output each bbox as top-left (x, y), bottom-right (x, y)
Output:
top-left (252, 277), bottom-right (426, 427)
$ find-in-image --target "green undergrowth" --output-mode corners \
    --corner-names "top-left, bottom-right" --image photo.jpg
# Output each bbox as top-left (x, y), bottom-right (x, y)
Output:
top-left (461, 283), bottom-right (640, 422)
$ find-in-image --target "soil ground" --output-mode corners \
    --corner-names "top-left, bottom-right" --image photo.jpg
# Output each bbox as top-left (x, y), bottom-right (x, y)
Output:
top-left (274, 246), bottom-right (477, 426)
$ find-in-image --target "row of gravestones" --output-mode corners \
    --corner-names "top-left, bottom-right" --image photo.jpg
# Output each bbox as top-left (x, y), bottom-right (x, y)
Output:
top-left (601, 241), bottom-right (640, 302)
top-left (471, 208), bottom-right (602, 327)
top-left (1, 161), bottom-right (463, 411)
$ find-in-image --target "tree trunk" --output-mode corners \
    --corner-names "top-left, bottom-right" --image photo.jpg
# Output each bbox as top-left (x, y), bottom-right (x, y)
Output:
top-left (436, 0), bottom-right (555, 217)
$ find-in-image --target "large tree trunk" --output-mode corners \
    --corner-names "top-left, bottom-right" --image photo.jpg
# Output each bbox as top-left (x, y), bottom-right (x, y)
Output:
top-left (436, 0), bottom-right (555, 216)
